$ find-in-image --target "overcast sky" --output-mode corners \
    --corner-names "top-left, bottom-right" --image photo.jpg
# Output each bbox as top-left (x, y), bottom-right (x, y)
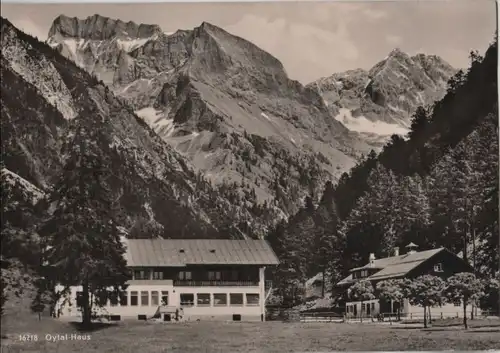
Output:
top-left (1, 1), bottom-right (497, 84)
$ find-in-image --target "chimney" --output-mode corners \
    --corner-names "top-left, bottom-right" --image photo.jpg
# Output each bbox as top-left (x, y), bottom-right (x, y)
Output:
top-left (368, 253), bottom-right (375, 266)
top-left (405, 242), bottom-right (418, 255)
top-left (394, 247), bottom-right (399, 256)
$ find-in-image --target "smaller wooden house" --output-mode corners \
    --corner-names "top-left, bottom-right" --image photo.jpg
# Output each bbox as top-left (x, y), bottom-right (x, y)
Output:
top-left (336, 243), bottom-right (476, 319)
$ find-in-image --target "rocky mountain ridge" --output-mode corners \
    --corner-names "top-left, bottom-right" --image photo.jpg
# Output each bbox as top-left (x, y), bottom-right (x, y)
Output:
top-left (307, 48), bottom-right (456, 144)
top-left (1, 16), bottom-right (280, 239)
top-left (47, 15), bottom-right (372, 216)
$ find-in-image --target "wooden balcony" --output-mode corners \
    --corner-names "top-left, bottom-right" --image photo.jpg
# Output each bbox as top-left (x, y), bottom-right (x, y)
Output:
top-left (173, 280), bottom-right (259, 287)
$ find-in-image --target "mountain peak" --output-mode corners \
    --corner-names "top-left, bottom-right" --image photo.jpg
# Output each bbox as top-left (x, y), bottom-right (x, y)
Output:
top-left (199, 21), bottom-right (219, 29)
top-left (385, 47), bottom-right (411, 61)
top-left (48, 14), bottom-right (162, 40)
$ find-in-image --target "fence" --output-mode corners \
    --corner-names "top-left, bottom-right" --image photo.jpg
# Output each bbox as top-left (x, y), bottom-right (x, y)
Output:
top-left (266, 306), bottom-right (301, 322)
top-left (299, 312), bottom-right (344, 323)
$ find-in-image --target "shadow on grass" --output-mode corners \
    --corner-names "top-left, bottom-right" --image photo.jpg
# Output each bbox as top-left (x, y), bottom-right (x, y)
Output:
top-left (69, 321), bottom-right (119, 332)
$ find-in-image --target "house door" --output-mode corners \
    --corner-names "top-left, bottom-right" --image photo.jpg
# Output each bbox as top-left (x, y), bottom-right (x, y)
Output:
top-left (353, 304), bottom-right (357, 317)
top-left (366, 303), bottom-right (371, 316)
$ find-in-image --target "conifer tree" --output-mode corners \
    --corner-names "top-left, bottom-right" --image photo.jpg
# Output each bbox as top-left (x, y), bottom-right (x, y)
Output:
top-left (40, 116), bottom-right (130, 327)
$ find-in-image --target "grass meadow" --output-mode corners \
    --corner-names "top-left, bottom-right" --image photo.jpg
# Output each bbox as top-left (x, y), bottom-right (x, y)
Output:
top-left (1, 313), bottom-right (500, 353)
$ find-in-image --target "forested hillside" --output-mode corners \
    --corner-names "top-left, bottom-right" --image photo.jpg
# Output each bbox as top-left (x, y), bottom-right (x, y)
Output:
top-left (269, 37), bottom-right (498, 307)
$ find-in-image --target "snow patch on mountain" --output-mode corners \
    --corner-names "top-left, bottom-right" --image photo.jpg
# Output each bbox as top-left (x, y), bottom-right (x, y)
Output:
top-left (115, 37), bottom-right (152, 52)
top-left (334, 108), bottom-right (409, 136)
top-left (135, 107), bottom-right (176, 137)
top-left (261, 112), bottom-right (271, 121)
top-left (63, 38), bottom-right (84, 60)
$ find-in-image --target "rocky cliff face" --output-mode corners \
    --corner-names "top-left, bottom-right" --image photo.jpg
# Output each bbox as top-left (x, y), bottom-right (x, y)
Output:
top-left (47, 15), bottom-right (371, 216)
top-left (1, 17), bottom-right (282, 239)
top-left (307, 48), bottom-right (456, 145)
top-left (48, 14), bottom-right (163, 40)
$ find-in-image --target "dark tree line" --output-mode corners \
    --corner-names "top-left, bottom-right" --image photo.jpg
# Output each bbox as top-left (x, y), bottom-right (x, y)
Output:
top-left (268, 38), bottom-right (498, 309)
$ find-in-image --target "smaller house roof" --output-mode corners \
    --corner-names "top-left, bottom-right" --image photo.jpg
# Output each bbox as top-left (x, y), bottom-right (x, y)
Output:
top-left (123, 239), bottom-right (280, 267)
top-left (337, 248), bottom-right (445, 286)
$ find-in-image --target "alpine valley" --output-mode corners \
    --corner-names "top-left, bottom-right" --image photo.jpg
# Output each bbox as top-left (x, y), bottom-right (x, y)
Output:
top-left (1, 13), bottom-right (498, 313)
top-left (41, 15), bottom-right (458, 214)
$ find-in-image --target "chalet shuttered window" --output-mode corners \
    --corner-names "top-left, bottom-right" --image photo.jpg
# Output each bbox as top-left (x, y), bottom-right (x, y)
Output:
top-left (230, 293), bottom-right (243, 306)
top-left (214, 294), bottom-right (227, 306)
top-left (119, 292), bottom-right (128, 306)
top-left (208, 271), bottom-right (221, 280)
top-left (134, 270), bottom-right (149, 280)
top-left (180, 294), bottom-right (194, 306)
top-left (141, 291), bottom-right (149, 306)
top-left (178, 271), bottom-right (192, 280)
top-left (152, 271), bottom-right (164, 280)
top-left (151, 291), bottom-right (159, 306)
top-left (161, 291), bottom-right (169, 306)
top-left (130, 291), bottom-right (138, 306)
top-left (246, 294), bottom-right (259, 306)
top-left (197, 293), bottom-right (211, 306)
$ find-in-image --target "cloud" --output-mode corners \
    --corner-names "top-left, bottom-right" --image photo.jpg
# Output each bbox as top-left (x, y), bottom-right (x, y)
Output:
top-left (224, 14), bottom-right (358, 83)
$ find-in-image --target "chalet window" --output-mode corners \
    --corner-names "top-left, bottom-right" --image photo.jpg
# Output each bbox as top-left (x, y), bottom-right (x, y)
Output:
top-left (119, 292), bottom-right (128, 306)
top-left (208, 271), bottom-right (221, 281)
top-left (152, 271), bottom-right (164, 280)
top-left (151, 291), bottom-right (159, 306)
top-left (197, 293), bottom-right (211, 306)
top-left (134, 269), bottom-right (149, 280)
top-left (180, 294), bottom-right (194, 306)
top-left (130, 291), bottom-right (138, 306)
top-left (161, 291), bottom-right (169, 306)
top-left (110, 294), bottom-right (118, 307)
top-left (141, 291), bottom-right (149, 306)
top-left (214, 293), bottom-right (228, 306)
top-left (230, 293), bottom-right (244, 306)
top-left (246, 293), bottom-right (259, 306)
top-left (178, 271), bottom-right (192, 280)
top-left (434, 263), bottom-right (443, 272)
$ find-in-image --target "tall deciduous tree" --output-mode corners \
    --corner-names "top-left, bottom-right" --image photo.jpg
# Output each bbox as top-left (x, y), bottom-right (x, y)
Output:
top-left (404, 275), bottom-right (446, 328)
top-left (348, 280), bottom-right (375, 323)
top-left (40, 118), bottom-right (130, 327)
top-left (444, 273), bottom-right (484, 329)
top-left (376, 279), bottom-right (406, 322)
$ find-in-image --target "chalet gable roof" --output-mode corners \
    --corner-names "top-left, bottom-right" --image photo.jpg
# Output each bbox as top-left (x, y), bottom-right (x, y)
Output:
top-left (337, 247), bottom-right (446, 286)
top-left (123, 238), bottom-right (280, 267)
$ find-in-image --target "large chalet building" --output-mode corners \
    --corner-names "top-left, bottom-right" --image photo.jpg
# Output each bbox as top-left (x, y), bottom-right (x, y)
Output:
top-left (336, 243), bottom-right (476, 319)
top-left (55, 238), bottom-right (279, 322)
